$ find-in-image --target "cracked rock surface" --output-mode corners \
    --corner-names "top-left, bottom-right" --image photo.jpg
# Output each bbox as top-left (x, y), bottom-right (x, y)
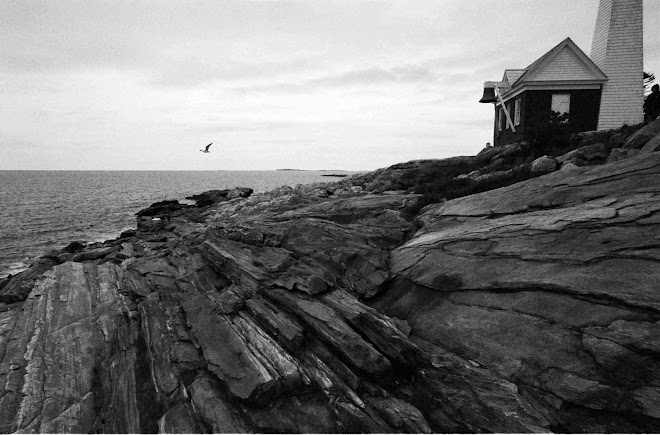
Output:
top-left (375, 152), bottom-right (660, 432)
top-left (0, 153), bottom-right (659, 433)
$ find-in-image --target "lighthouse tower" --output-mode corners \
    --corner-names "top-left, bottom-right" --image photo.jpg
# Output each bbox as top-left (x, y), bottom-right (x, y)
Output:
top-left (591, 0), bottom-right (644, 130)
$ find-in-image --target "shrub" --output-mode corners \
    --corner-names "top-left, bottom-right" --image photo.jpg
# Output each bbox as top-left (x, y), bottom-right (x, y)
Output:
top-left (413, 164), bottom-right (534, 206)
top-left (524, 111), bottom-right (572, 158)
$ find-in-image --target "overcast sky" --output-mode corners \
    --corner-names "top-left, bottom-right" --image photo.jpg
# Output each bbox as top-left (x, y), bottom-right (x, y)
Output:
top-left (2, 1), bottom-right (659, 171)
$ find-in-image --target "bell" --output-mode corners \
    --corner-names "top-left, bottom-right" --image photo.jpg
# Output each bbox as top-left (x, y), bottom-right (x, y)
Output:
top-left (479, 86), bottom-right (497, 103)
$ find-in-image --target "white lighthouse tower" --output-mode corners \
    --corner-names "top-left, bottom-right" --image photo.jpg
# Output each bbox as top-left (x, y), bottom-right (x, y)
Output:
top-left (591, 0), bottom-right (644, 130)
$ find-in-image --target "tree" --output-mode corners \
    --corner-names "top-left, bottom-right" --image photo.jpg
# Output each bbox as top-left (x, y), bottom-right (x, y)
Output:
top-left (644, 71), bottom-right (656, 95)
top-left (523, 110), bottom-right (571, 158)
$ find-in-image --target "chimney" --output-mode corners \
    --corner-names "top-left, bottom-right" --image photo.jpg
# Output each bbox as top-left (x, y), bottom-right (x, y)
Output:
top-left (591, 0), bottom-right (644, 130)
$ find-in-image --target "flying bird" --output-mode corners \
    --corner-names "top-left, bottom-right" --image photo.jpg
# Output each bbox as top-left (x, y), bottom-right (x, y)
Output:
top-left (200, 143), bottom-right (213, 153)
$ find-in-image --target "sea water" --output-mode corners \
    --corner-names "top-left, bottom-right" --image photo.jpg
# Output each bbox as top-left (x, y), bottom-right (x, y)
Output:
top-left (0, 170), bottom-right (352, 278)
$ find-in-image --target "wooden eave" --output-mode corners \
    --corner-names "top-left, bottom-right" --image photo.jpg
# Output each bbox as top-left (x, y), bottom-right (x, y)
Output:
top-left (498, 37), bottom-right (608, 103)
top-left (498, 79), bottom-right (608, 104)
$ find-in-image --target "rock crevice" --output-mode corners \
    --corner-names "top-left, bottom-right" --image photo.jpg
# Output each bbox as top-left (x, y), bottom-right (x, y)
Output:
top-left (0, 153), bottom-right (658, 432)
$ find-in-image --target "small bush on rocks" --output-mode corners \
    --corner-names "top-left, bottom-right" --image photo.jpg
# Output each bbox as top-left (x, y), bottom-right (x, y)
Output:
top-left (413, 164), bottom-right (534, 205)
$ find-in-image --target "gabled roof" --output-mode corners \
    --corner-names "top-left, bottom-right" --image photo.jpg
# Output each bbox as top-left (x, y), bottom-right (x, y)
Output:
top-left (502, 69), bottom-right (527, 86)
top-left (520, 37), bottom-right (607, 82)
top-left (500, 37), bottom-right (607, 100)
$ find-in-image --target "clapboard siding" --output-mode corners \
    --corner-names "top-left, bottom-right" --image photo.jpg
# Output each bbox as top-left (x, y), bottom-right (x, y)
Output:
top-left (533, 47), bottom-right (600, 81)
top-left (591, 0), bottom-right (644, 129)
top-left (591, 0), bottom-right (613, 67)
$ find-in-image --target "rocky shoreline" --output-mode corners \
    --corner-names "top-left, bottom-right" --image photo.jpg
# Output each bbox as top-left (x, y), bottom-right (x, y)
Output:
top-left (1, 121), bottom-right (660, 433)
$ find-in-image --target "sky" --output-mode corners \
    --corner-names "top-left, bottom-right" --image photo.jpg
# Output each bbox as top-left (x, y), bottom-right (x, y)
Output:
top-left (2, 0), bottom-right (659, 171)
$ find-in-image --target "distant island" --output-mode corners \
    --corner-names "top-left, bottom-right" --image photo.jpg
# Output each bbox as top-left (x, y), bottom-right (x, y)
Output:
top-left (276, 168), bottom-right (351, 177)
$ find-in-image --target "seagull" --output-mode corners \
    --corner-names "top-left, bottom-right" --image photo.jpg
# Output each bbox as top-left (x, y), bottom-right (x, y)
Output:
top-left (200, 143), bottom-right (213, 153)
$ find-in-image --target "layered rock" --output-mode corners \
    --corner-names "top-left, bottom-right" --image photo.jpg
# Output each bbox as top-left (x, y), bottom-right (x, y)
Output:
top-left (0, 152), bottom-right (658, 433)
top-left (375, 152), bottom-right (660, 432)
top-left (0, 190), bottom-right (434, 433)
top-left (0, 262), bottom-right (146, 433)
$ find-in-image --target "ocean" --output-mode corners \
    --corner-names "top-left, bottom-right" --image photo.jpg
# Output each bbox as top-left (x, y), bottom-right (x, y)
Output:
top-left (0, 170), bottom-right (353, 278)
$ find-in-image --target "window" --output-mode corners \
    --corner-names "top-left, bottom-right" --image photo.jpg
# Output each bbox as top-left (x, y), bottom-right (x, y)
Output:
top-left (514, 98), bottom-right (521, 126)
top-left (551, 94), bottom-right (571, 115)
top-left (498, 107), bottom-right (504, 131)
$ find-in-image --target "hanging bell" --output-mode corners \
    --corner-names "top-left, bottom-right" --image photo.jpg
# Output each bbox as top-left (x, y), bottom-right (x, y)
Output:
top-left (479, 86), bottom-right (497, 103)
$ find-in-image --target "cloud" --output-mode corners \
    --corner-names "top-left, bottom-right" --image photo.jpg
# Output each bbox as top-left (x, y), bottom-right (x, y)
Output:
top-left (195, 120), bottom-right (305, 135)
top-left (229, 60), bottom-right (445, 96)
top-left (147, 56), bottom-right (325, 89)
top-left (314, 64), bottom-right (438, 86)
